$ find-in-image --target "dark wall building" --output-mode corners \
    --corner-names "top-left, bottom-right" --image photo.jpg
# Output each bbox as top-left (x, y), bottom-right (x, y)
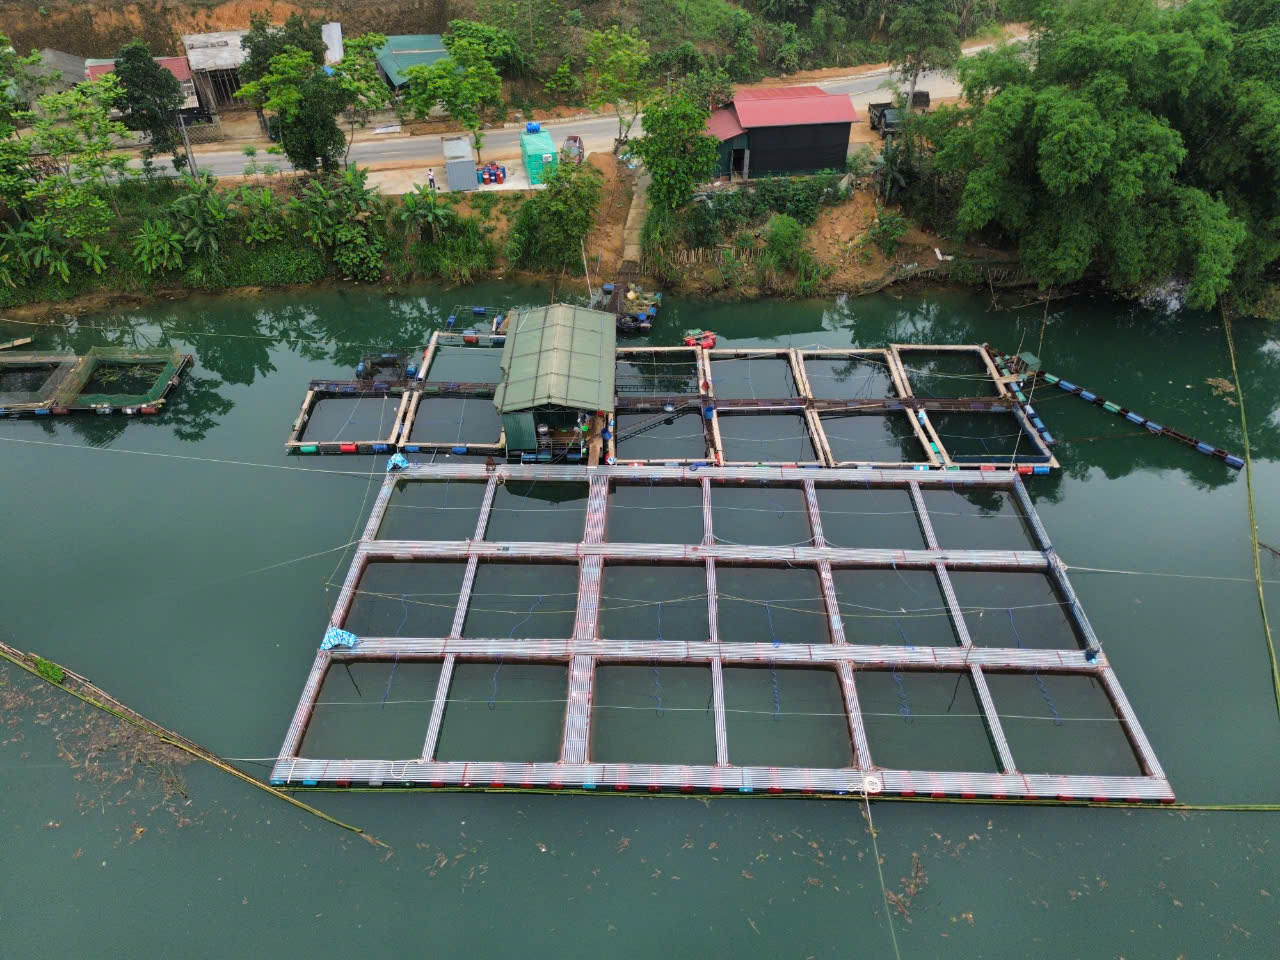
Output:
top-left (706, 86), bottom-right (857, 179)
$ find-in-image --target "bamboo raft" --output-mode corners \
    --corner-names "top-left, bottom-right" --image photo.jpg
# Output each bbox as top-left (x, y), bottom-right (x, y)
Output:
top-left (271, 463), bottom-right (1172, 803)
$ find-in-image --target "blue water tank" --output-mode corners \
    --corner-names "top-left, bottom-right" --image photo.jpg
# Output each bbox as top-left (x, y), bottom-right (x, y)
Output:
top-left (526, 121), bottom-right (541, 133)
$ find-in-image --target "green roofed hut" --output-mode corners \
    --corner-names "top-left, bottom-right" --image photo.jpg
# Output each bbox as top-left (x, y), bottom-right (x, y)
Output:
top-left (494, 304), bottom-right (616, 460)
top-left (376, 34), bottom-right (448, 93)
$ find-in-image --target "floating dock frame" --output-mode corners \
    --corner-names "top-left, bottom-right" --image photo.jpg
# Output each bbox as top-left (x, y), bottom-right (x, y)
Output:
top-left (271, 463), bottom-right (1170, 803)
top-left (283, 335), bottom-right (1059, 472)
top-left (285, 378), bottom-right (413, 455)
top-left (0, 348), bottom-right (191, 417)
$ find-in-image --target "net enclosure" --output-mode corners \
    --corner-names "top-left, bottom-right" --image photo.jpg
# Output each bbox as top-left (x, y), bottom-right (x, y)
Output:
top-left (272, 463), bottom-right (1171, 804)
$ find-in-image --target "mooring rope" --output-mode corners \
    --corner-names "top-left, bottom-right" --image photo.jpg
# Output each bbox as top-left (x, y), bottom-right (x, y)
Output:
top-left (862, 786), bottom-right (903, 960)
top-left (1223, 313), bottom-right (1280, 721)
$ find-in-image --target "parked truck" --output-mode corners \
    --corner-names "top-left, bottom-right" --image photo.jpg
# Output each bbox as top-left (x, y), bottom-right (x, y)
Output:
top-left (867, 92), bottom-right (930, 138)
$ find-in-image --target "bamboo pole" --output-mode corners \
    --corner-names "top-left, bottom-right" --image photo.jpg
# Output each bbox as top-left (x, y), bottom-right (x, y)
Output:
top-left (0, 640), bottom-right (384, 846)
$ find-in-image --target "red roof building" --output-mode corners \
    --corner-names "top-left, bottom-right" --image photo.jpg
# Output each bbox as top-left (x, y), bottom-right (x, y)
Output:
top-left (705, 85), bottom-right (857, 179)
top-left (85, 55), bottom-right (200, 111)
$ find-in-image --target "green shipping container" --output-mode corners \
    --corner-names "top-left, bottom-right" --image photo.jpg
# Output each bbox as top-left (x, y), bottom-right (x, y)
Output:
top-left (521, 131), bottom-right (559, 185)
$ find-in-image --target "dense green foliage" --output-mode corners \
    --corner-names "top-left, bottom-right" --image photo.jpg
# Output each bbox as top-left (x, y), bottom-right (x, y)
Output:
top-left (112, 39), bottom-right (186, 170)
top-left (236, 46), bottom-right (355, 173)
top-left (585, 27), bottom-right (652, 147)
top-left (506, 164), bottom-right (604, 271)
top-left (403, 39), bottom-right (503, 161)
top-left (678, 173), bottom-right (845, 248)
top-left (886, 0), bottom-right (961, 105)
top-left (912, 0), bottom-right (1280, 313)
top-left (630, 94), bottom-right (721, 211)
top-left (240, 13), bottom-right (326, 85)
top-left (758, 213), bottom-right (831, 294)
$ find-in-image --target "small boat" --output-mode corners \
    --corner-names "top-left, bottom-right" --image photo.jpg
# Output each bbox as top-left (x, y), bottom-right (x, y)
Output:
top-left (602, 281), bottom-right (662, 336)
top-left (617, 314), bottom-right (652, 334)
top-left (683, 329), bottom-right (717, 349)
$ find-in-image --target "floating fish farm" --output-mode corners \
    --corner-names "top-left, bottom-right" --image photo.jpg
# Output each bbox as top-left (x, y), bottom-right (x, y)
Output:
top-left (270, 463), bottom-right (1172, 802)
top-left (0, 347), bottom-right (191, 417)
top-left (284, 316), bottom-right (1059, 473)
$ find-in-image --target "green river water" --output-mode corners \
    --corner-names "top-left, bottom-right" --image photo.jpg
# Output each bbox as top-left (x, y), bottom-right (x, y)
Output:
top-left (2, 284), bottom-right (1278, 958)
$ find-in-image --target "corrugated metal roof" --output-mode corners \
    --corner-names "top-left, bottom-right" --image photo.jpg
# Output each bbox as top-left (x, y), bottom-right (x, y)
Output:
top-left (86, 55), bottom-right (194, 82)
top-left (494, 304), bottom-right (617, 414)
top-left (376, 34), bottom-right (447, 88)
top-left (731, 88), bottom-right (857, 128)
top-left (733, 86), bottom-right (827, 101)
top-left (442, 136), bottom-right (471, 161)
top-left (706, 106), bottom-right (746, 142)
top-left (37, 49), bottom-right (86, 87)
top-left (182, 30), bottom-right (248, 72)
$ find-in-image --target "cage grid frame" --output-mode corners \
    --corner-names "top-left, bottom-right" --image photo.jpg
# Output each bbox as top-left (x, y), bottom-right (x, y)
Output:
top-left (271, 464), bottom-right (1170, 803)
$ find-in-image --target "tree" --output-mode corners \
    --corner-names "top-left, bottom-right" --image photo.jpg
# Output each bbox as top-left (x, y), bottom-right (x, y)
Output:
top-left (289, 166), bottom-right (385, 281)
top-left (631, 94), bottom-right (720, 211)
top-left (675, 67), bottom-right (734, 114)
top-left (403, 39), bottom-right (502, 162)
top-left (278, 71), bottom-right (352, 173)
top-left (113, 39), bottom-right (187, 170)
top-left (584, 27), bottom-right (653, 151)
top-left (922, 0), bottom-right (1269, 311)
top-left (0, 37), bottom-right (45, 213)
top-left (241, 13), bottom-right (326, 84)
top-left (887, 0), bottom-right (961, 109)
top-left (398, 183), bottom-right (455, 244)
top-left (27, 76), bottom-right (129, 236)
top-left (235, 45), bottom-right (315, 118)
top-left (236, 47), bottom-right (353, 172)
top-left (333, 33), bottom-right (391, 168)
top-left (444, 20), bottom-right (529, 74)
top-left (506, 163), bottom-right (604, 271)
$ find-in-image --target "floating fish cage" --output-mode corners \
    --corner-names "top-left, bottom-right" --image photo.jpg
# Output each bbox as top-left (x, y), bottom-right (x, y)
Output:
top-left (355, 352), bottom-right (418, 383)
top-left (271, 463), bottom-right (1171, 803)
top-left (285, 379), bottom-right (411, 454)
top-left (0, 348), bottom-right (190, 417)
top-left (284, 336), bottom-right (1059, 472)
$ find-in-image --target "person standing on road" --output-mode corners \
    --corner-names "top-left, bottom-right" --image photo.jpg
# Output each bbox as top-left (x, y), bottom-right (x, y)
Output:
top-left (427, 167), bottom-right (436, 191)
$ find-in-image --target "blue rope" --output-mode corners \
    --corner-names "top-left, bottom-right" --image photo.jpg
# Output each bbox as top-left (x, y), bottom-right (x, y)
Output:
top-left (1007, 608), bottom-right (1064, 726)
top-left (892, 616), bottom-right (915, 651)
top-left (380, 653), bottom-right (399, 708)
top-left (486, 654), bottom-right (504, 710)
top-left (486, 594), bottom-right (544, 710)
top-left (394, 594), bottom-right (409, 636)
top-left (892, 667), bottom-right (913, 722)
top-left (651, 601), bottom-right (665, 717)
top-left (769, 662), bottom-right (781, 721)
top-left (764, 600), bottom-right (782, 647)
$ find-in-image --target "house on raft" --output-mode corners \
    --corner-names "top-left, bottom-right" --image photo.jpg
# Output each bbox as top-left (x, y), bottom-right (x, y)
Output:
top-left (492, 304), bottom-right (616, 462)
top-left (706, 86), bottom-right (857, 179)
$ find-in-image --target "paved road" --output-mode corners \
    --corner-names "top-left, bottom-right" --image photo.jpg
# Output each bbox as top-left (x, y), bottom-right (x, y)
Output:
top-left (164, 61), bottom-right (971, 180)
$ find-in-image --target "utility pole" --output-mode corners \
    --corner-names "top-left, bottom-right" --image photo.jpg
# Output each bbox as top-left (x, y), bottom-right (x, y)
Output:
top-left (178, 112), bottom-right (198, 176)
